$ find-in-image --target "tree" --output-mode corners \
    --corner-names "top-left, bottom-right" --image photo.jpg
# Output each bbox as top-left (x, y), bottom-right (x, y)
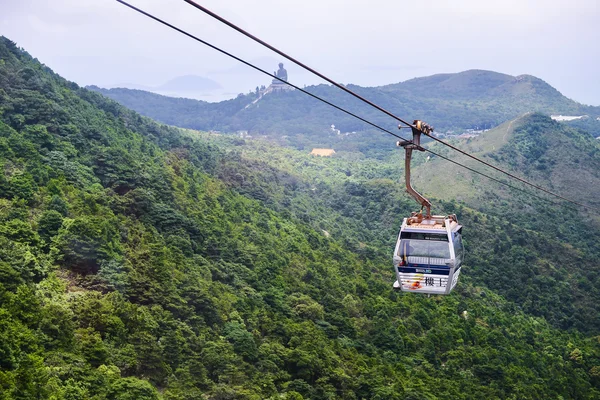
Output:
top-left (53, 216), bottom-right (122, 275)
top-left (37, 210), bottom-right (63, 244)
top-left (107, 377), bottom-right (160, 400)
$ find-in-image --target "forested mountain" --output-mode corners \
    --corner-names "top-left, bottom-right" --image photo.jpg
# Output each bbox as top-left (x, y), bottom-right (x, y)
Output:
top-left (413, 112), bottom-right (600, 208)
top-left (89, 69), bottom-right (600, 141)
top-left (222, 112), bottom-right (600, 333)
top-left (2, 35), bottom-right (600, 400)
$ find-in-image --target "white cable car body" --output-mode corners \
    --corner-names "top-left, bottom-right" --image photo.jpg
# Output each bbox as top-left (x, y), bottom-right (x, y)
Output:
top-left (393, 121), bottom-right (464, 294)
top-left (393, 215), bottom-right (463, 294)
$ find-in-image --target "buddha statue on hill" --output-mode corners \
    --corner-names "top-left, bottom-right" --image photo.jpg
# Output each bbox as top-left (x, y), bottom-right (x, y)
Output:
top-left (272, 63), bottom-right (288, 83)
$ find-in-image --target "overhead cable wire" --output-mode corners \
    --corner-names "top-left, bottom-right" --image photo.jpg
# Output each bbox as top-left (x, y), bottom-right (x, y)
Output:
top-left (416, 126), bottom-right (594, 210)
top-left (116, 0), bottom-right (585, 211)
top-left (182, 0), bottom-right (597, 212)
top-left (182, 0), bottom-right (413, 129)
top-left (117, 0), bottom-right (406, 141)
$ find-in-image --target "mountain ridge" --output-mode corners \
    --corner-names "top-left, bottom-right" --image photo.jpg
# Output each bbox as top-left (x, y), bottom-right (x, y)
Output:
top-left (89, 69), bottom-right (600, 140)
top-left (381, 69), bottom-right (566, 100)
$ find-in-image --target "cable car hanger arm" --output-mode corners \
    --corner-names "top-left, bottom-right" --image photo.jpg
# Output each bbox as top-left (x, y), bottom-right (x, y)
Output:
top-left (398, 121), bottom-right (433, 218)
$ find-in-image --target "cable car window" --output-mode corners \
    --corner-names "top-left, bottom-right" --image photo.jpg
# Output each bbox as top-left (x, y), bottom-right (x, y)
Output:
top-left (399, 239), bottom-right (451, 259)
top-left (453, 233), bottom-right (464, 264)
top-left (400, 232), bottom-right (448, 242)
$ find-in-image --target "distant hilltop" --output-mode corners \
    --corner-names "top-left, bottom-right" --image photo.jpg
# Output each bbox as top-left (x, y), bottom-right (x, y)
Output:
top-left (96, 75), bottom-right (222, 97)
top-left (89, 69), bottom-right (600, 136)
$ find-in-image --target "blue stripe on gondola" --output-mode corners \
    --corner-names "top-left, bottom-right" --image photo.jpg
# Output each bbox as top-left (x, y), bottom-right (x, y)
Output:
top-left (398, 267), bottom-right (451, 275)
top-left (407, 263), bottom-right (451, 270)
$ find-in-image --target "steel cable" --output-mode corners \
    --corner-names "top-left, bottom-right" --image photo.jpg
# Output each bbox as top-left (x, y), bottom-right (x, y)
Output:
top-left (117, 0), bottom-right (593, 211)
top-left (182, 0), bottom-right (596, 211)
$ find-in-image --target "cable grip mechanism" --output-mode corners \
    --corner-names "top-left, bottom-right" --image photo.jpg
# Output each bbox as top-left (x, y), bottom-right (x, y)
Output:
top-left (397, 120), bottom-right (433, 218)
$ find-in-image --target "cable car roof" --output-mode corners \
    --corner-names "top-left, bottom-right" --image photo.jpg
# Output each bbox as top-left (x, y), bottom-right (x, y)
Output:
top-left (402, 215), bottom-right (461, 233)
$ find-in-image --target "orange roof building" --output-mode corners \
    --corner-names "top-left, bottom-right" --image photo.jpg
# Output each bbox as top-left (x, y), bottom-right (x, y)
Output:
top-left (310, 148), bottom-right (336, 157)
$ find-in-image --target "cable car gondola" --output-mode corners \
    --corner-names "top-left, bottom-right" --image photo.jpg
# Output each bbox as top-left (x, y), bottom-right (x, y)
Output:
top-left (393, 121), bottom-right (464, 294)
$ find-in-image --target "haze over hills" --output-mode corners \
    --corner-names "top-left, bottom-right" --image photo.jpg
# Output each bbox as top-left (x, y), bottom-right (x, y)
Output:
top-left (101, 75), bottom-right (223, 99)
top-left (89, 69), bottom-right (600, 139)
top-left (156, 75), bottom-right (222, 92)
top-left (102, 56), bottom-right (297, 102)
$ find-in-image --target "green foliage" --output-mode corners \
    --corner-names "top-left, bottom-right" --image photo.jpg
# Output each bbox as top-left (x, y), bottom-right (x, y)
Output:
top-left (223, 321), bottom-right (258, 360)
top-left (107, 377), bottom-right (160, 400)
top-left (53, 216), bottom-right (122, 275)
top-left (37, 209), bottom-right (63, 244)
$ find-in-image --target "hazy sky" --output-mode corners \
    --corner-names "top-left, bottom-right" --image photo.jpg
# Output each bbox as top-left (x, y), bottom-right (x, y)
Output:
top-left (1, 0), bottom-right (599, 104)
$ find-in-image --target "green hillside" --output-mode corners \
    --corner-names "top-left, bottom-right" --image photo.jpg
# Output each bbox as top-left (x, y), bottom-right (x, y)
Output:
top-left (412, 112), bottom-right (600, 207)
top-left (89, 69), bottom-right (600, 143)
top-left (208, 117), bottom-right (600, 334)
top-left (1, 36), bottom-right (600, 400)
